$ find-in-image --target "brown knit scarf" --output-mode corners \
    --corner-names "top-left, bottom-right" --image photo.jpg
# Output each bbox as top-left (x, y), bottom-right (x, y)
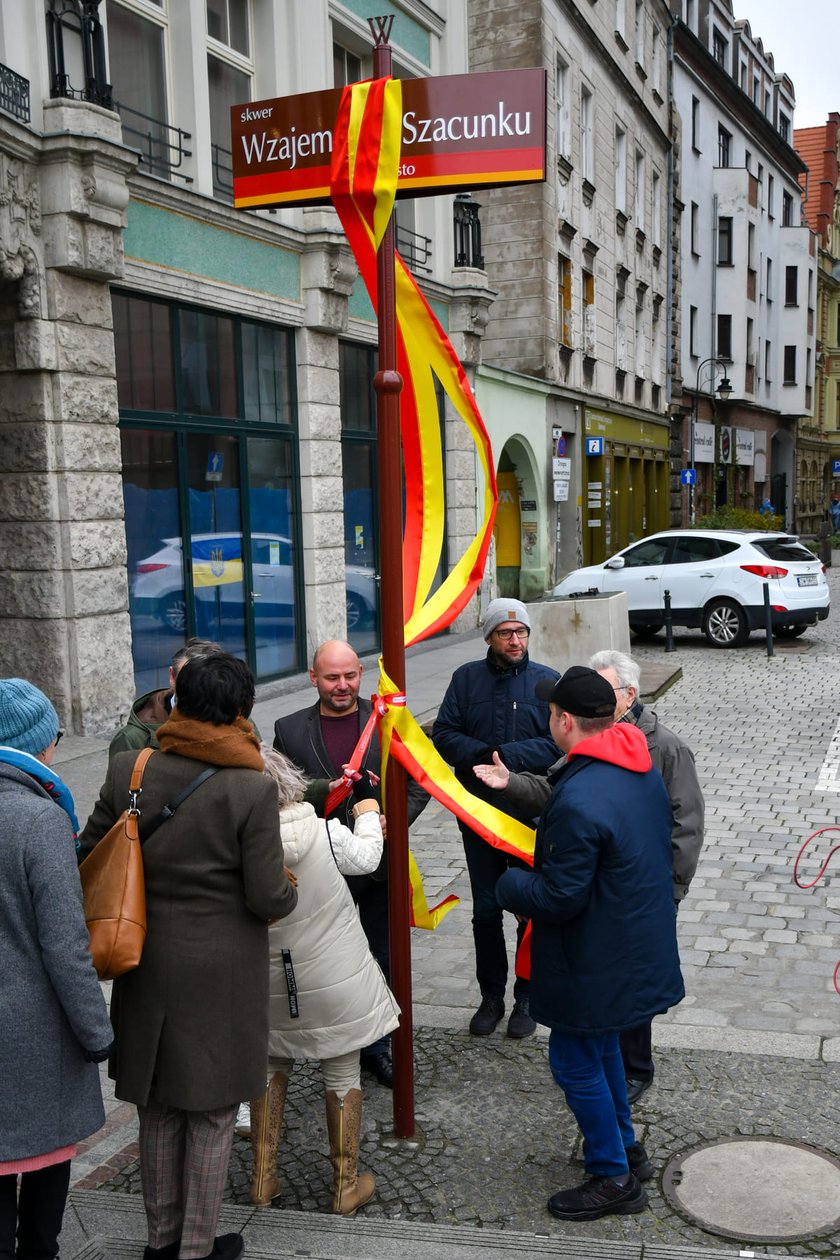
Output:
top-left (156, 708), bottom-right (264, 771)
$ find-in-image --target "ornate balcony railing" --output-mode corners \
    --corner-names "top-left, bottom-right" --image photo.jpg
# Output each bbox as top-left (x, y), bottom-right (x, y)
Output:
top-left (0, 62), bottom-right (30, 123)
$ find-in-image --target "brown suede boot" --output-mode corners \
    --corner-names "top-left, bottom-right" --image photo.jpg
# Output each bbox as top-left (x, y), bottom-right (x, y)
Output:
top-left (324, 1087), bottom-right (375, 1216)
top-left (249, 1072), bottom-right (288, 1207)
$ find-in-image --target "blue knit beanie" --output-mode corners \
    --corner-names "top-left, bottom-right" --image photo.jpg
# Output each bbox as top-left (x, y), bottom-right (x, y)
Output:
top-left (0, 679), bottom-right (60, 755)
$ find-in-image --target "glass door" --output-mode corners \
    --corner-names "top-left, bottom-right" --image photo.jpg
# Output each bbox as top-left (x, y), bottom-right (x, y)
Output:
top-left (185, 433), bottom-right (247, 660)
top-left (246, 436), bottom-right (302, 677)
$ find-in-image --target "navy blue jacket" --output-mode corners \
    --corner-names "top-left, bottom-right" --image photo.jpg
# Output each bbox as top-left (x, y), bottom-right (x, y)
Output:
top-left (432, 650), bottom-right (559, 813)
top-left (496, 724), bottom-right (684, 1034)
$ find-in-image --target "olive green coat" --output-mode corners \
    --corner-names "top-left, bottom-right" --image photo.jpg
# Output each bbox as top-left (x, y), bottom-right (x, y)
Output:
top-left (79, 748), bottom-right (297, 1111)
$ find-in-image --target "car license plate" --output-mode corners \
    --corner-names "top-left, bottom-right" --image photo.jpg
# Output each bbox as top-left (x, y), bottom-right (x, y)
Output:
top-left (798, 574), bottom-right (818, 587)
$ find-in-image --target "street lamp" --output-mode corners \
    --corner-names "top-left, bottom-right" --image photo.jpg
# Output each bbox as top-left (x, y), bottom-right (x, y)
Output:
top-left (689, 357), bottom-right (732, 524)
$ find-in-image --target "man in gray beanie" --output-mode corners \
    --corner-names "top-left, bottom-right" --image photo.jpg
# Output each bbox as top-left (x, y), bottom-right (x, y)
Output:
top-left (432, 599), bottom-right (559, 1038)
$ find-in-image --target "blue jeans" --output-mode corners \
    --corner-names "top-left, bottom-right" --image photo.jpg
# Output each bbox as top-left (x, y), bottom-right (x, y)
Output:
top-left (461, 823), bottom-right (530, 1002)
top-left (548, 1030), bottom-right (636, 1178)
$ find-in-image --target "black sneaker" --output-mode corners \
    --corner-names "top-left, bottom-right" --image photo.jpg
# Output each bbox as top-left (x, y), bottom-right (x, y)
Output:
top-left (547, 1174), bottom-right (648, 1221)
top-left (625, 1076), bottom-right (652, 1104)
top-left (506, 999), bottom-right (536, 1039)
top-left (468, 996), bottom-right (505, 1036)
top-left (626, 1141), bottom-right (654, 1182)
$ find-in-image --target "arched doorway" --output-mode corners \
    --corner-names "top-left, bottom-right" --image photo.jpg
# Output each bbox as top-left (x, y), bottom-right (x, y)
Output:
top-left (494, 437), bottom-right (546, 600)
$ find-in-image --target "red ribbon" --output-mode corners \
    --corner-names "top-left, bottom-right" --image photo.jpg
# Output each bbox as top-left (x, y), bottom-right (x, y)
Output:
top-left (322, 693), bottom-right (406, 817)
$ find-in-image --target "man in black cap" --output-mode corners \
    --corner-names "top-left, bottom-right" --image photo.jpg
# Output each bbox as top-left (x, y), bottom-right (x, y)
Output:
top-left (496, 667), bottom-right (683, 1222)
top-left (432, 598), bottom-right (559, 1039)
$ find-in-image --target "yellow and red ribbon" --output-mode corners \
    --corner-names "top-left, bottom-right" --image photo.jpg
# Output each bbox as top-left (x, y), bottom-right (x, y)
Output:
top-left (329, 77), bottom-right (535, 928)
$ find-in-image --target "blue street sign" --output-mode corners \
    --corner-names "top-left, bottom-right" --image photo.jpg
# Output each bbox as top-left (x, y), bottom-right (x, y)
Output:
top-left (586, 437), bottom-right (604, 456)
top-left (833, 459), bottom-right (840, 477)
top-left (680, 468), bottom-right (697, 486)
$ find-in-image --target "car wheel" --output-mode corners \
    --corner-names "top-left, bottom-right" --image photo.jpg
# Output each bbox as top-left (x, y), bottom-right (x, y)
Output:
top-left (773, 624), bottom-right (808, 639)
top-left (160, 596), bottom-right (187, 633)
top-left (631, 624), bottom-right (663, 639)
top-left (702, 599), bottom-right (748, 648)
top-left (346, 593), bottom-right (365, 632)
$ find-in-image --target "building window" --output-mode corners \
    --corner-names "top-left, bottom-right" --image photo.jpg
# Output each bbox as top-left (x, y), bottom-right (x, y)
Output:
top-left (753, 74), bottom-right (760, 105)
top-left (779, 112), bottom-right (790, 143)
top-left (651, 25), bottom-right (661, 94)
top-left (717, 313), bottom-right (732, 361)
top-left (765, 339), bottom-right (772, 382)
top-left (767, 174), bottom-right (774, 218)
top-left (206, 0), bottom-right (249, 55)
top-left (651, 170), bottom-right (661, 247)
top-left (634, 1), bottom-right (645, 67)
top-left (691, 96), bottom-right (700, 150)
top-left (583, 269), bottom-right (596, 356)
top-left (690, 201), bottom-right (699, 255)
top-left (712, 29), bottom-right (727, 68)
top-left (615, 0), bottom-right (626, 40)
top-left (689, 304), bottom-right (698, 356)
top-left (333, 40), bottom-right (363, 86)
top-left (615, 125), bottom-right (627, 213)
top-left (558, 255), bottom-right (573, 346)
top-left (766, 257), bottom-right (773, 302)
top-left (718, 125), bottom-right (731, 168)
top-left (581, 86), bottom-right (594, 183)
top-left (783, 345), bottom-right (796, 383)
top-left (106, 0), bottom-right (174, 180)
top-left (785, 265), bottom-right (798, 305)
top-left (747, 223), bottom-right (755, 269)
top-left (635, 148), bottom-right (646, 233)
top-left (718, 216), bottom-right (733, 264)
top-left (114, 291), bottom-right (302, 687)
top-left (782, 190), bottom-right (794, 226)
top-left (556, 56), bottom-right (571, 160)
top-left (208, 55), bottom-right (251, 199)
top-left (744, 148), bottom-right (751, 173)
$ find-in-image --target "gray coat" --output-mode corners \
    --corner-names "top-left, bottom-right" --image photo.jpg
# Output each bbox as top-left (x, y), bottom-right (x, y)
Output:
top-left (503, 705), bottom-right (705, 901)
top-left (0, 763), bottom-right (112, 1162)
top-left (79, 749), bottom-right (298, 1112)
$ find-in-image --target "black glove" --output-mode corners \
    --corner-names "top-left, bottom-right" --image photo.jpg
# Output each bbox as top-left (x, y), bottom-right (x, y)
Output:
top-left (351, 769), bottom-right (377, 803)
top-left (83, 1041), bottom-right (114, 1064)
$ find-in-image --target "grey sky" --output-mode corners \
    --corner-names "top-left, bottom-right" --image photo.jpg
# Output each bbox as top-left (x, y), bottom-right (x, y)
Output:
top-left (733, 1), bottom-right (837, 129)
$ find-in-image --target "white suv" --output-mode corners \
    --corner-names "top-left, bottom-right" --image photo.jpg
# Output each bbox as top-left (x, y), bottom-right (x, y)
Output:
top-left (551, 530), bottom-right (830, 648)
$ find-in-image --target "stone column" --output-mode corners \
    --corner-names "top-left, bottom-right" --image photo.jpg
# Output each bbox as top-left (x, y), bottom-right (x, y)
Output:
top-left (296, 221), bottom-right (357, 655)
top-left (0, 100), bottom-right (137, 734)
top-left (443, 267), bottom-right (496, 632)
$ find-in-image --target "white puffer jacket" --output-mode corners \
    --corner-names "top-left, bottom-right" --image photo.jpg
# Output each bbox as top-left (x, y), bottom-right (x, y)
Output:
top-left (266, 801), bottom-right (400, 1062)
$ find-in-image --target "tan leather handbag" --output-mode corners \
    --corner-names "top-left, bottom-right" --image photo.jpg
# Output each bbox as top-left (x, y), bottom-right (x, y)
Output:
top-left (79, 747), bottom-right (154, 981)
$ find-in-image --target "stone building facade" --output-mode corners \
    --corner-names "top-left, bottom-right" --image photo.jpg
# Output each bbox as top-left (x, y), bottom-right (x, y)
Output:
top-left (468, 0), bottom-right (674, 585)
top-left (669, 0), bottom-right (816, 529)
top-left (794, 112), bottom-right (840, 532)
top-left (0, 0), bottom-right (495, 734)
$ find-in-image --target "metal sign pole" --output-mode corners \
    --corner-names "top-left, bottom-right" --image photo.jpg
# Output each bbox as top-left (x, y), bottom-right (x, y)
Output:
top-left (369, 19), bottom-right (414, 1139)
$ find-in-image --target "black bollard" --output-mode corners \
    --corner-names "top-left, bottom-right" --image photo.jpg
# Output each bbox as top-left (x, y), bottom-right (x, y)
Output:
top-left (664, 589), bottom-right (675, 652)
top-left (763, 582), bottom-right (774, 658)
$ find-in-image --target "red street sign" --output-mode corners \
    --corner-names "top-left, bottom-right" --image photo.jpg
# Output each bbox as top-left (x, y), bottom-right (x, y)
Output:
top-left (231, 67), bottom-right (546, 209)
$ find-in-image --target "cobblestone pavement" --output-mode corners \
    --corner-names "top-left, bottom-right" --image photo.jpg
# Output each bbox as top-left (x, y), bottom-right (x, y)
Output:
top-left (90, 1030), bottom-right (840, 1257)
top-left (76, 564), bottom-right (840, 1256)
top-left (410, 564), bottom-right (840, 1048)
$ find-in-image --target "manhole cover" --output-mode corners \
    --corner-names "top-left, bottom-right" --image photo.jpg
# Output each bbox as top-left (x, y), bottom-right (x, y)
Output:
top-left (663, 1137), bottom-right (840, 1243)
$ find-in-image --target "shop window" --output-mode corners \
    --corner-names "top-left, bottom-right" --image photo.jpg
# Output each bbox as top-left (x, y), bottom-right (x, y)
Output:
top-left (180, 309), bottom-right (238, 417)
top-left (115, 293), bottom-right (302, 688)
